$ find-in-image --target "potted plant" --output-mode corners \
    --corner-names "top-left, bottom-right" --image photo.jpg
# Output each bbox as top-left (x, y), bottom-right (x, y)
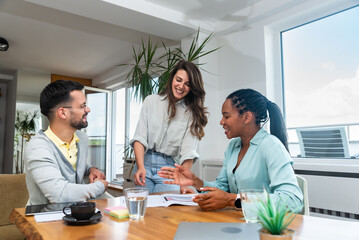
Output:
top-left (14, 110), bottom-right (39, 173)
top-left (122, 145), bottom-right (136, 188)
top-left (256, 194), bottom-right (297, 240)
top-left (121, 28), bottom-right (220, 102)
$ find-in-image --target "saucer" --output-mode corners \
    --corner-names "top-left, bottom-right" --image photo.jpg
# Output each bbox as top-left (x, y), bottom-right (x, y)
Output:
top-left (63, 211), bottom-right (102, 225)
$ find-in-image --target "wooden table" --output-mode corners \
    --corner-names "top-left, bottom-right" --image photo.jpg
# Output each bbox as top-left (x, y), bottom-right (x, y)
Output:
top-left (10, 197), bottom-right (359, 240)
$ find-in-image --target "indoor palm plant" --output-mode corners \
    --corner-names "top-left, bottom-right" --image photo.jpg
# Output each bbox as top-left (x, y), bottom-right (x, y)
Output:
top-left (14, 110), bottom-right (38, 173)
top-left (256, 194), bottom-right (297, 240)
top-left (121, 28), bottom-right (220, 102)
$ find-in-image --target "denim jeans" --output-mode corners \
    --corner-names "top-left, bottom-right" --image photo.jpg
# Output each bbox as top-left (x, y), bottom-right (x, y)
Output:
top-left (133, 150), bottom-right (180, 193)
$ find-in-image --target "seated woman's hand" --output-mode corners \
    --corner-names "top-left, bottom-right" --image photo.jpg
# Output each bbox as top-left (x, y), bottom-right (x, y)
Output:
top-left (158, 164), bottom-right (195, 186)
top-left (180, 186), bottom-right (196, 194)
top-left (193, 187), bottom-right (233, 211)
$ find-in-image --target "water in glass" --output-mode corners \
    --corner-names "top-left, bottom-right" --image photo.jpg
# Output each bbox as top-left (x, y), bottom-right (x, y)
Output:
top-left (124, 187), bottom-right (148, 220)
top-left (126, 196), bottom-right (148, 220)
top-left (240, 189), bottom-right (265, 223)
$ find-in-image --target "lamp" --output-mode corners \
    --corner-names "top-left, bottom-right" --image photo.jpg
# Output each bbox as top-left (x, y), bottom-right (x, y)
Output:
top-left (0, 37), bottom-right (9, 51)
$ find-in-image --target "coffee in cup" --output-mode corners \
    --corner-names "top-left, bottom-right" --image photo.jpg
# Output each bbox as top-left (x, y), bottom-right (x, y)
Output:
top-left (63, 201), bottom-right (96, 220)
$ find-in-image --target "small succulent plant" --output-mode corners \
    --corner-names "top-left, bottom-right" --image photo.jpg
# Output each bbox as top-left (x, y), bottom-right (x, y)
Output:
top-left (256, 194), bottom-right (296, 235)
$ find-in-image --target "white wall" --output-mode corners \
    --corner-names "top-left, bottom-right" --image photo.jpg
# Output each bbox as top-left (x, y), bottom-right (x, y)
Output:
top-left (197, 8), bottom-right (270, 164)
top-left (197, 35), bottom-right (229, 162)
top-left (17, 70), bottom-right (51, 103)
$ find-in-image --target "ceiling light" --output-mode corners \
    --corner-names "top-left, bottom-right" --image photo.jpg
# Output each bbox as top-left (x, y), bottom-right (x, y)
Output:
top-left (0, 37), bottom-right (9, 51)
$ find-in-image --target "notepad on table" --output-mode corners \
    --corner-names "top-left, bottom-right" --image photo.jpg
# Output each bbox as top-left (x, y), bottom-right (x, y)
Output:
top-left (104, 206), bottom-right (129, 219)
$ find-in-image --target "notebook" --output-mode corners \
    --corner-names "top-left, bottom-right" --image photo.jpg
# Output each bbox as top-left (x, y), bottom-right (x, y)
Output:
top-left (173, 222), bottom-right (261, 240)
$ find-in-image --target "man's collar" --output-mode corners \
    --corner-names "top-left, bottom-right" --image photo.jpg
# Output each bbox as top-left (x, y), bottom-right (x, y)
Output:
top-left (44, 126), bottom-right (79, 147)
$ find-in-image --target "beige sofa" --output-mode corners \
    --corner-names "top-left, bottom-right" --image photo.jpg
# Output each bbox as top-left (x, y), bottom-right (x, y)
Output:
top-left (0, 174), bottom-right (28, 240)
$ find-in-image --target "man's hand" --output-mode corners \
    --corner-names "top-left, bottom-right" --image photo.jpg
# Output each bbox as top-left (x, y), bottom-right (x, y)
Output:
top-left (192, 187), bottom-right (234, 211)
top-left (95, 179), bottom-right (108, 190)
top-left (88, 167), bottom-right (106, 183)
top-left (134, 167), bottom-right (146, 186)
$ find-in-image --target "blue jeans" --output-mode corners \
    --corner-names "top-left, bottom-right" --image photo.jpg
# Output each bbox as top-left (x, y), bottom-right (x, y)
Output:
top-left (133, 150), bottom-right (180, 193)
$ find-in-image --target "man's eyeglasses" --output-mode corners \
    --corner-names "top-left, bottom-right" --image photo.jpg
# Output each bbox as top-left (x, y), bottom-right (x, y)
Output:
top-left (62, 104), bottom-right (89, 110)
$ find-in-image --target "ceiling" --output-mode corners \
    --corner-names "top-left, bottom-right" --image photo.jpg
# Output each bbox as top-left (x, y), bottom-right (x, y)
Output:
top-left (0, 0), bottom-right (306, 83)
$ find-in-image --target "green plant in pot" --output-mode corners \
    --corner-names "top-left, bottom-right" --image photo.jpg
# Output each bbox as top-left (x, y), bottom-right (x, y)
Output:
top-left (256, 194), bottom-right (297, 240)
top-left (14, 110), bottom-right (39, 173)
top-left (121, 28), bottom-right (220, 102)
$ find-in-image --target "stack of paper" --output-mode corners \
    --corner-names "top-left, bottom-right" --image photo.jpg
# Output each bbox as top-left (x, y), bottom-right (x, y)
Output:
top-left (104, 206), bottom-right (129, 219)
top-left (34, 212), bottom-right (65, 222)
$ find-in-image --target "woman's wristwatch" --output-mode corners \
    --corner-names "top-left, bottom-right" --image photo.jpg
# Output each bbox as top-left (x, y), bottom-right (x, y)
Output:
top-left (234, 194), bottom-right (241, 208)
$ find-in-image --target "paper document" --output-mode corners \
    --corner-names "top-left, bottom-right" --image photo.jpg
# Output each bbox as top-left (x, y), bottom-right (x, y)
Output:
top-left (119, 193), bottom-right (198, 208)
top-left (34, 212), bottom-right (65, 222)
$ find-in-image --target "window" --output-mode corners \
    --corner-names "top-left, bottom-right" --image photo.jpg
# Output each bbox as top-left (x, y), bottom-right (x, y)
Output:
top-left (85, 88), bottom-right (111, 174)
top-left (111, 87), bottom-right (142, 183)
top-left (281, 5), bottom-right (359, 158)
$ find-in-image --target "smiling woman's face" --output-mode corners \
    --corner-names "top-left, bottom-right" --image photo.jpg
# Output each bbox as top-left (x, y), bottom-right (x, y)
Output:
top-left (220, 99), bottom-right (246, 139)
top-left (171, 69), bottom-right (191, 101)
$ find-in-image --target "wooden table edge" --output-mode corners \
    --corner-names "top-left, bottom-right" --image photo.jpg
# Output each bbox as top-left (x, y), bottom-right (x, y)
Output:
top-left (10, 208), bottom-right (43, 240)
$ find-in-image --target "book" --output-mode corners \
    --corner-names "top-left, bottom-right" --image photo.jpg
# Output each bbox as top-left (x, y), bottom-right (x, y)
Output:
top-left (118, 193), bottom-right (198, 208)
top-left (149, 193), bottom-right (198, 207)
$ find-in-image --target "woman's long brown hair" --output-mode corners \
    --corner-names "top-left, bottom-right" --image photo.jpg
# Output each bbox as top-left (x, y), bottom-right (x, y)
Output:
top-left (160, 60), bottom-right (208, 139)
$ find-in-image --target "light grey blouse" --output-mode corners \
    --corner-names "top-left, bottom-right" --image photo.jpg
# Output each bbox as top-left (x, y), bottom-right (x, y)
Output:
top-left (130, 94), bottom-right (199, 164)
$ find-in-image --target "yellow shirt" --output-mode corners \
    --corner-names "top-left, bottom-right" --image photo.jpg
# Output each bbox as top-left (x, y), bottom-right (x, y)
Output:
top-left (44, 127), bottom-right (79, 170)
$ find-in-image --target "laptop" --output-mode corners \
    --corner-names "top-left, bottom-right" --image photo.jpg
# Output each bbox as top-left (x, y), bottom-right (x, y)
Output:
top-left (173, 222), bottom-right (261, 240)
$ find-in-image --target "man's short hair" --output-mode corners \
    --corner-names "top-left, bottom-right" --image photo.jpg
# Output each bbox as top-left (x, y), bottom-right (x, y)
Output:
top-left (40, 80), bottom-right (84, 119)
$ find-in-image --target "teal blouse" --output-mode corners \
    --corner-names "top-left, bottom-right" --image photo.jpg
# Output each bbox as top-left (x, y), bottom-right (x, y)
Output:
top-left (204, 128), bottom-right (303, 211)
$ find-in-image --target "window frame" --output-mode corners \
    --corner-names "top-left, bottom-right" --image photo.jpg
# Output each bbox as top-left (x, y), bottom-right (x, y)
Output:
top-left (84, 86), bottom-right (113, 177)
top-left (108, 85), bottom-right (142, 184)
top-left (266, 2), bottom-right (359, 160)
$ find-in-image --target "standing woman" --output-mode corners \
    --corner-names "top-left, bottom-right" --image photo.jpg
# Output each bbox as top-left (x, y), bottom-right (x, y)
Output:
top-left (159, 89), bottom-right (303, 211)
top-left (130, 60), bottom-right (208, 193)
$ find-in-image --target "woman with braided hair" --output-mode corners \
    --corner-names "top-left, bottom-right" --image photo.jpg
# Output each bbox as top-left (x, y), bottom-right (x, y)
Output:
top-left (158, 88), bottom-right (303, 212)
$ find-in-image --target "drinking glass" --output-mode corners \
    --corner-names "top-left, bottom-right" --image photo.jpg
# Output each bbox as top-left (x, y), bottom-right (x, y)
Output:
top-left (124, 187), bottom-right (149, 220)
top-left (240, 189), bottom-right (265, 223)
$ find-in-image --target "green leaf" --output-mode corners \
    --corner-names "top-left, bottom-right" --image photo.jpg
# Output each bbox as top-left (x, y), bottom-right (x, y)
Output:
top-left (120, 28), bottom-right (220, 102)
top-left (256, 193), bottom-right (297, 235)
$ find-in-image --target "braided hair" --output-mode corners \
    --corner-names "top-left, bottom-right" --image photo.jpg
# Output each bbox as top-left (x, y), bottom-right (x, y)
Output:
top-left (226, 89), bottom-right (289, 151)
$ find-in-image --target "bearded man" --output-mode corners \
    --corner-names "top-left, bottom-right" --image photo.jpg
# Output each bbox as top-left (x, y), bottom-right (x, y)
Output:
top-left (25, 80), bottom-right (108, 205)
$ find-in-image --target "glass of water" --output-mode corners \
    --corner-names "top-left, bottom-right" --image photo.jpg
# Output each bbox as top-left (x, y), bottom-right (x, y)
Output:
top-left (240, 189), bottom-right (265, 223)
top-left (124, 187), bottom-right (149, 220)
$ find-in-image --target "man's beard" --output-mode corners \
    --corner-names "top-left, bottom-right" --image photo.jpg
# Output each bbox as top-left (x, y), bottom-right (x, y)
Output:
top-left (70, 114), bottom-right (88, 130)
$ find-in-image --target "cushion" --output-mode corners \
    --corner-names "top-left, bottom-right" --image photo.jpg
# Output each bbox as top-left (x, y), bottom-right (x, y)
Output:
top-left (0, 224), bottom-right (25, 240)
top-left (0, 174), bottom-right (28, 225)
